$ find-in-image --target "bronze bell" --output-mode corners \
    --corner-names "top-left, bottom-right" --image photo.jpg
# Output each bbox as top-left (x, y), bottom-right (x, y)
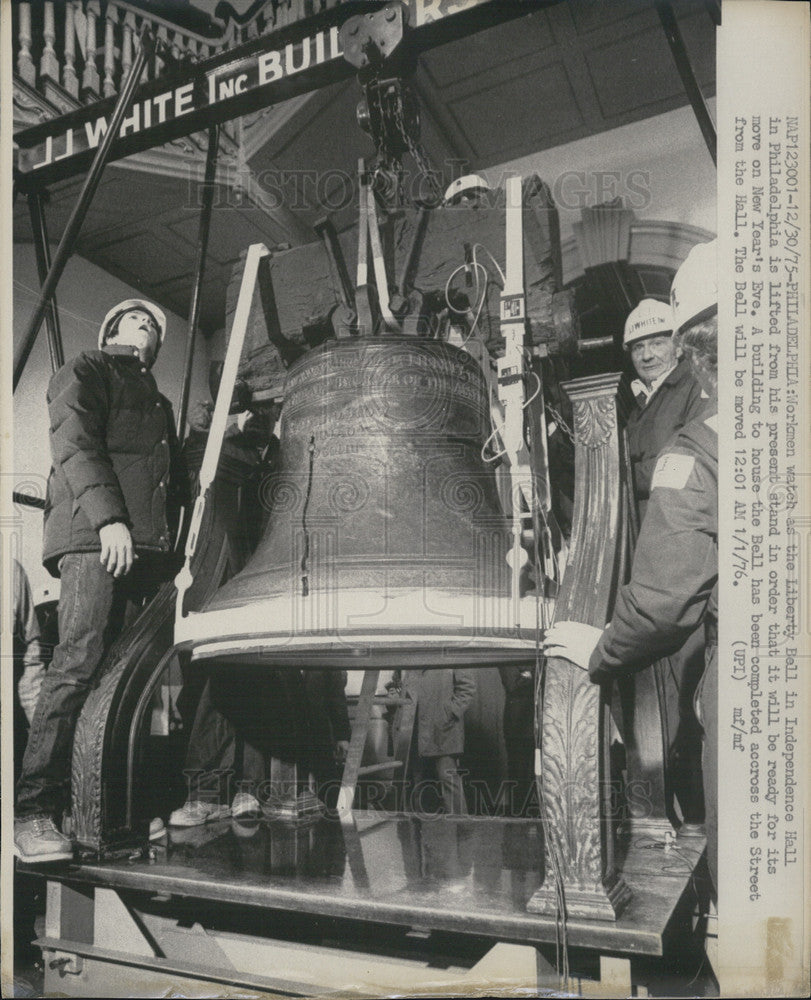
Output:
top-left (178, 337), bottom-right (541, 667)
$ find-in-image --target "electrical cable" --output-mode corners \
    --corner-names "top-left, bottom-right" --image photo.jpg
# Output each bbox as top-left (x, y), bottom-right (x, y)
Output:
top-left (522, 370), bottom-right (541, 409)
top-left (481, 423), bottom-right (507, 463)
top-left (444, 259), bottom-right (489, 348)
top-left (531, 472), bottom-right (570, 986)
top-left (300, 435), bottom-right (316, 597)
top-left (472, 242), bottom-right (506, 284)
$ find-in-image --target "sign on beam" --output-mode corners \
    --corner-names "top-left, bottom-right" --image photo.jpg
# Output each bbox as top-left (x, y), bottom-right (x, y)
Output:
top-left (14, 0), bottom-right (539, 186)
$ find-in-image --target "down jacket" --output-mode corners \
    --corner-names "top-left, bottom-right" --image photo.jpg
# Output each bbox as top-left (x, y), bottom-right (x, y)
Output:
top-left (43, 348), bottom-right (188, 576)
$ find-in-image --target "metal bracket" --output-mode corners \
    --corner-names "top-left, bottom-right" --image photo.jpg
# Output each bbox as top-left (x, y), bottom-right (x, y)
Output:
top-left (340, 3), bottom-right (408, 75)
top-left (47, 950), bottom-right (84, 976)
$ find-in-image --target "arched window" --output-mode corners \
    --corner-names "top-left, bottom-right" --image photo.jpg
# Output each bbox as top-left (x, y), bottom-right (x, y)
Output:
top-left (561, 220), bottom-right (716, 381)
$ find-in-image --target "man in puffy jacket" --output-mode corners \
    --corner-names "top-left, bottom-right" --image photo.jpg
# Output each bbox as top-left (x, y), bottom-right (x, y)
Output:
top-left (14, 299), bottom-right (187, 862)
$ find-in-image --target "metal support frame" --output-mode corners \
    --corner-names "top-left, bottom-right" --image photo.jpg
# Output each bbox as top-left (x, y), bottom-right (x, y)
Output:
top-left (27, 190), bottom-right (65, 372)
top-left (13, 27), bottom-right (155, 391)
top-left (177, 125), bottom-right (220, 440)
top-left (655, 0), bottom-right (717, 165)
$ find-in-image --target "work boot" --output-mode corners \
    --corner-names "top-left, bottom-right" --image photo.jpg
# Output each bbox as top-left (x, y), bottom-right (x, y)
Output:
top-left (149, 817), bottom-right (167, 841)
top-left (231, 791), bottom-right (261, 819)
top-left (168, 800), bottom-right (230, 827)
top-left (14, 817), bottom-right (73, 863)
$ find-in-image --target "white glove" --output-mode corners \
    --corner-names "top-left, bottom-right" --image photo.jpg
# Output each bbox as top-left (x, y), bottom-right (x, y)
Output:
top-left (541, 620), bottom-right (605, 672)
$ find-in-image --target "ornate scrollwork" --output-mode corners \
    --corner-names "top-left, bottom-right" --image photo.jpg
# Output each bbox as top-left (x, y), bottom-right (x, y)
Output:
top-left (572, 394), bottom-right (617, 450)
top-left (12, 84), bottom-right (51, 125)
top-left (540, 661), bottom-right (603, 885)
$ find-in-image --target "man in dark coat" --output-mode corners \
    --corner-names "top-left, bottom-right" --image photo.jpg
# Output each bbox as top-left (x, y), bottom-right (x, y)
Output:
top-left (623, 297), bottom-right (706, 522)
top-left (401, 668), bottom-right (476, 815)
top-left (623, 296), bottom-right (709, 828)
top-left (544, 240), bottom-right (719, 896)
top-left (14, 299), bottom-right (187, 862)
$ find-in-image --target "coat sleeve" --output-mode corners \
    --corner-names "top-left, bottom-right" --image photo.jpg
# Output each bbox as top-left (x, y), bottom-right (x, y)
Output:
top-left (48, 356), bottom-right (129, 532)
top-left (162, 396), bottom-right (192, 508)
top-left (449, 668), bottom-right (476, 719)
top-left (323, 670), bottom-right (351, 743)
top-left (683, 378), bottom-right (708, 425)
top-left (589, 430), bottom-right (717, 681)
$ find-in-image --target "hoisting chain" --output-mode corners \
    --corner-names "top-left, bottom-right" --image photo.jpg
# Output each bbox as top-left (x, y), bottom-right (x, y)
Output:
top-left (545, 402), bottom-right (575, 445)
top-left (389, 84), bottom-right (443, 207)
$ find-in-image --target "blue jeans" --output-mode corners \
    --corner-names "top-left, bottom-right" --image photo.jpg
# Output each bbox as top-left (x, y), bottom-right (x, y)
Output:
top-left (16, 552), bottom-right (160, 820)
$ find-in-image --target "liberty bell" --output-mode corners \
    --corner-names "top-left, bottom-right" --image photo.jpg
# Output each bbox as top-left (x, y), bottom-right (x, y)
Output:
top-left (178, 336), bottom-right (542, 668)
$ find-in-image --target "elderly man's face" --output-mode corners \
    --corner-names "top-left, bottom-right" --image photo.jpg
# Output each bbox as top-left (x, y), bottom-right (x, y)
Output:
top-left (629, 334), bottom-right (679, 389)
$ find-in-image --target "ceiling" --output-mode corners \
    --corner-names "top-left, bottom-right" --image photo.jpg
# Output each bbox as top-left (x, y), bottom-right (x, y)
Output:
top-left (13, 0), bottom-right (715, 336)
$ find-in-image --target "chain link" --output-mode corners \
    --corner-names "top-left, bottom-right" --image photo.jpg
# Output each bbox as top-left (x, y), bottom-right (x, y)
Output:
top-left (545, 403), bottom-right (575, 445)
top-left (393, 89), bottom-right (443, 206)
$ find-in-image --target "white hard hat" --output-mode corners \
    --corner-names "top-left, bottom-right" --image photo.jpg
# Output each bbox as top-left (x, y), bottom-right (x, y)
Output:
top-left (443, 174), bottom-right (491, 205)
top-left (670, 240), bottom-right (717, 333)
top-left (98, 299), bottom-right (167, 349)
top-left (623, 298), bottom-right (673, 348)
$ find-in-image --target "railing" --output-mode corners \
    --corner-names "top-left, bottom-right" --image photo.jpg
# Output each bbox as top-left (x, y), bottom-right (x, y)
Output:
top-left (13, 1), bottom-right (359, 109)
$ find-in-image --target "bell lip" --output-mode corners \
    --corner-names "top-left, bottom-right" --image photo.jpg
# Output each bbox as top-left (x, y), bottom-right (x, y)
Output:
top-left (176, 588), bottom-right (550, 663)
top-left (184, 631), bottom-right (541, 669)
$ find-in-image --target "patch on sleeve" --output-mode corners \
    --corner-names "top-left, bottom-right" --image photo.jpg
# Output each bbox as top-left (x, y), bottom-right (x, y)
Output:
top-left (651, 452), bottom-right (695, 491)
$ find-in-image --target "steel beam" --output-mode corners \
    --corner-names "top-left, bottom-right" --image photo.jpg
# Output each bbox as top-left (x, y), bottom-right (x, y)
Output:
top-left (27, 190), bottom-right (65, 372)
top-left (655, 0), bottom-right (717, 165)
top-left (177, 125), bottom-right (220, 440)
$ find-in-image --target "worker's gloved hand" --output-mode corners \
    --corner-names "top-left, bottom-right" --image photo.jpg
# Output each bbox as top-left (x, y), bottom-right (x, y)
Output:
top-left (99, 522), bottom-right (135, 577)
top-left (541, 620), bottom-right (604, 671)
top-left (334, 740), bottom-right (350, 765)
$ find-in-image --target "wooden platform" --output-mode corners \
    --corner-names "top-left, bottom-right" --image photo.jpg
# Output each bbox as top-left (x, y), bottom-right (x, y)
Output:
top-left (41, 811), bottom-right (705, 959)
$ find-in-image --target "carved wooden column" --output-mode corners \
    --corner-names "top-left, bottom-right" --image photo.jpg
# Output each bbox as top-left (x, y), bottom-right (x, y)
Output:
top-left (17, 3), bottom-right (36, 86)
top-left (528, 372), bottom-right (632, 921)
top-left (39, 3), bottom-right (60, 83)
top-left (82, 1), bottom-right (101, 98)
top-left (71, 441), bottom-right (263, 854)
top-left (121, 10), bottom-right (135, 81)
top-left (63, 2), bottom-right (79, 98)
top-left (155, 24), bottom-right (168, 77)
top-left (103, 5), bottom-right (117, 97)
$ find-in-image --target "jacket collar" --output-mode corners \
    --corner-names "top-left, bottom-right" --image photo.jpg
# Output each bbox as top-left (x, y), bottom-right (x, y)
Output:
top-left (631, 358), bottom-right (691, 406)
top-left (103, 344), bottom-right (149, 373)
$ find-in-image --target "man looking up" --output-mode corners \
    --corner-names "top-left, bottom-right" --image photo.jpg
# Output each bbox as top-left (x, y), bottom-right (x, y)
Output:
top-left (14, 299), bottom-right (187, 862)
